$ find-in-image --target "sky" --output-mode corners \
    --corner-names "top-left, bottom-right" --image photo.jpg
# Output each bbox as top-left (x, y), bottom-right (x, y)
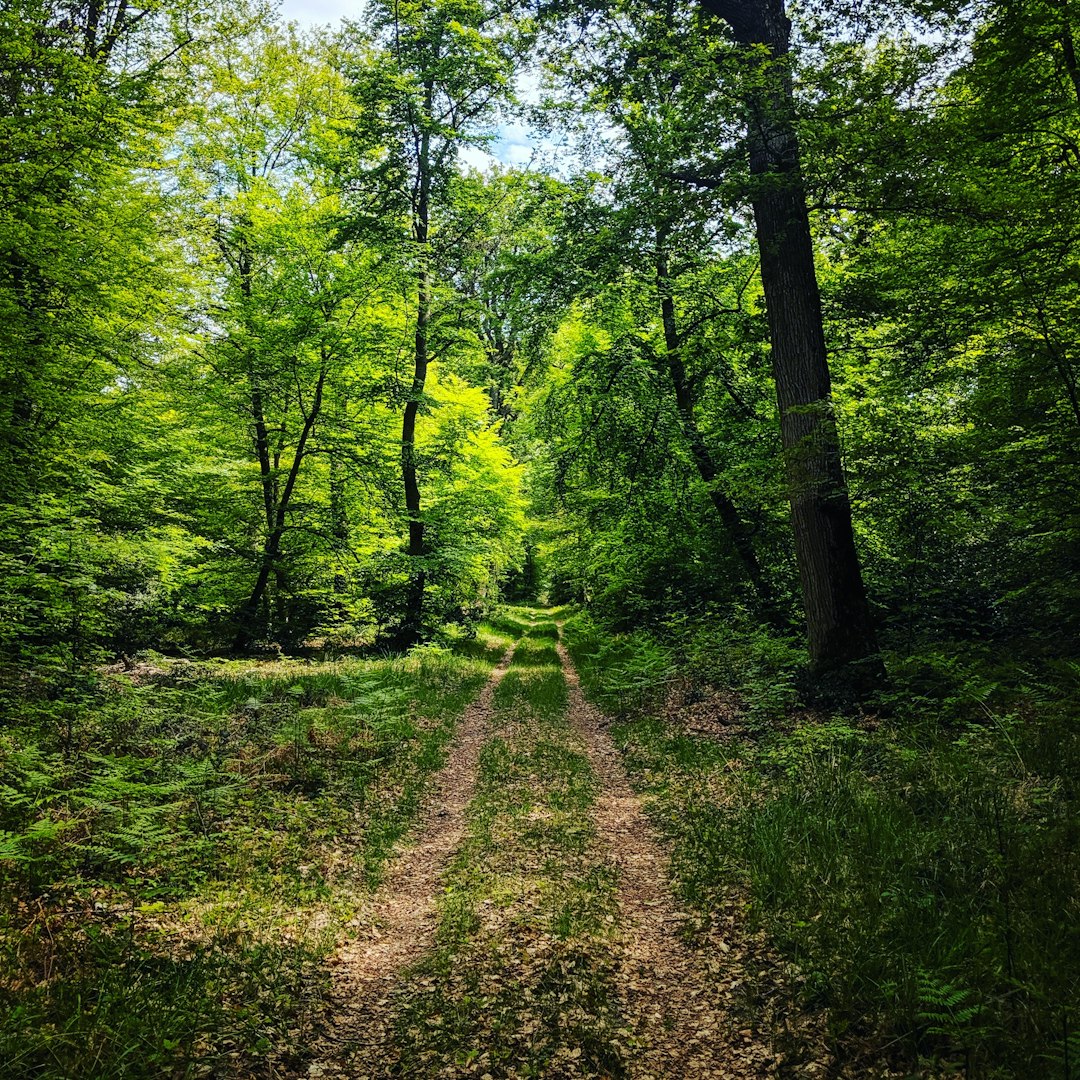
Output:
top-left (279, 0), bottom-right (357, 27)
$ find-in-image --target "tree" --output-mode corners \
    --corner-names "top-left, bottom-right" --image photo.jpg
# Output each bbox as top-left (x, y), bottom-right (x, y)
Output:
top-left (0, 0), bottom-right (195, 665)
top-left (345, 0), bottom-right (528, 642)
top-left (177, 17), bottom-right (390, 649)
top-left (696, 0), bottom-right (881, 680)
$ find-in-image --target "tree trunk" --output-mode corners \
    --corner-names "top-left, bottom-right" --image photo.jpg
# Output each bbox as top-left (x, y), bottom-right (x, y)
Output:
top-left (655, 244), bottom-right (778, 613)
top-left (700, 0), bottom-right (881, 679)
top-left (399, 103), bottom-right (433, 646)
top-left (233, 368), bottom-right (327, 652)
top-left (329, 393), bottom-right (350, 597)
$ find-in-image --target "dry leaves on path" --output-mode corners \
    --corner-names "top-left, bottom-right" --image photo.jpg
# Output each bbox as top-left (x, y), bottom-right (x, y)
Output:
top-left (304, 648), bottom-right (516, 1077)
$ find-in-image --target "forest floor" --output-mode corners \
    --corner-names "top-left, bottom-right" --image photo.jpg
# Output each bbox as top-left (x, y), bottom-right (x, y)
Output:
top-left (303, 609), bottom-right (781, 1080)
top-left (3, 607), bottom-right (931, 1079)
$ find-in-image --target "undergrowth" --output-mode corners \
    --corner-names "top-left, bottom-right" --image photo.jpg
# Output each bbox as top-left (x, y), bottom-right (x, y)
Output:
top-left (566, 611), bottom-right (1080, 1079)
top-left (0, 622), bottom-right (513, 1079)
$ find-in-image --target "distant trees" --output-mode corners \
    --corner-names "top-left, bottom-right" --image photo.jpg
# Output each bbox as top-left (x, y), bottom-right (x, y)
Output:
top-left (4, 0), bottom-right (1080, 681)
top-left (344, 0), bottom-right (528, 643)
top-left (0, 3), bottom-right (529, 662)
top-left (519, 0), bottom-right (1080, 679)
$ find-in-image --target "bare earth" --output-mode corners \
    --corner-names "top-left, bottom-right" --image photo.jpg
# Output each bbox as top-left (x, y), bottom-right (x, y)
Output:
top-left (306, 647), bottom-right (515, 1078)
top-left (556, 640), bottom-right (777, 1080)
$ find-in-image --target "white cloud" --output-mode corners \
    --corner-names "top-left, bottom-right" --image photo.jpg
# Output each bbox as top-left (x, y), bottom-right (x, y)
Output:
top-left (459, 144), bottom-right (498, 173)
top-left (502, 141), bottom-right (534, 166)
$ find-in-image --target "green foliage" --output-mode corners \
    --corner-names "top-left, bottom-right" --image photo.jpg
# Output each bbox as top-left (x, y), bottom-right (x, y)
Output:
top-left (595, 614), bottom-right (1080, 1077)
top-left (562, 613), bottom-right (675, 716)
top-left (682, 613), bottom-right (806, 723)
top-left (0, 636), bottom-right (502, 1077)
top-left (3, 0), bottom-right (1080, 1073)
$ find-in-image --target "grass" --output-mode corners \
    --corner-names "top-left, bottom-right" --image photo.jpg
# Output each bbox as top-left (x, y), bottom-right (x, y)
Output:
top-left (383, 624), bottom-right (629, 1079)
top-left (0, 622), bottom-right (514, 1079)
top-left (567, 617), bottom-right (1080, 1079)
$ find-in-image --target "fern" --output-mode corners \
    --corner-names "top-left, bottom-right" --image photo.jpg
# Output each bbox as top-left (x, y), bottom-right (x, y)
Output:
top-left (916, 969), bottom-right (986, 1039)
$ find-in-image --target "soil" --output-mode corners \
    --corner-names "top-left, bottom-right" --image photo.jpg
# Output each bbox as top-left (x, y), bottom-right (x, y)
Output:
top-left (303, 636), bottom-right (787, 1079)
top-left (556, 641), bottom-right (779, 1080)
top-left (305, 647), bottom-right (516, 1077)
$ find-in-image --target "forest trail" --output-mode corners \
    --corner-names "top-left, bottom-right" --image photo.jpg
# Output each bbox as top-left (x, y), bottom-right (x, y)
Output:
top-left (557, 639), bottom-right (774, 1080)
top-left (304, 615), bottom-right (774, 1079)
top-left (310, 645), bottom-right (516, 1072)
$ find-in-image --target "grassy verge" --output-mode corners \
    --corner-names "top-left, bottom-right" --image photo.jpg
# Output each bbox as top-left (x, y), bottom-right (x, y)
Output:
top-left (386, 616), bottom-right (628, 1079)
top-left (564, 611), bottom-right (1080, 1079)
top-left (0, 623), bottom-right (513, 1079)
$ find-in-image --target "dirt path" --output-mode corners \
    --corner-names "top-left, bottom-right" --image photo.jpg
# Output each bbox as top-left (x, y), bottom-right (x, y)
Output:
top-left (556, 640), bottom-right (775, 1079)
top-left (306, 647), bottom-right (515, 1077)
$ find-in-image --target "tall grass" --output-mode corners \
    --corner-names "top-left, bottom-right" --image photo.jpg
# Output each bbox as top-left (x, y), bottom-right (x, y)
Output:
top-left (575, 616), bottom-right (1080, 1078)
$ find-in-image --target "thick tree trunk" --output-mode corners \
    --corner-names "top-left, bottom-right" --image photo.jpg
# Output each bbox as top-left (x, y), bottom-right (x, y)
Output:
top-left (700, 0), bottom-right (881, 679)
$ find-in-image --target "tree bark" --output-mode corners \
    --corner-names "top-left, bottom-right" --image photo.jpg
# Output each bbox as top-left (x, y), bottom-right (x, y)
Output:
top-left (399, 93), bottom-right (434, 646)
top-left (329, 393), bottom-right (350, 596)
top-left (699, 0), bottom-right (881, 679)
top-left (233, 368), bottom-right (327, 652)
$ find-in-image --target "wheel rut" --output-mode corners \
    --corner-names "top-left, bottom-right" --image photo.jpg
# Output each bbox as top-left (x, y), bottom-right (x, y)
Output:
top-left (557, 639), bottom-right (773, 1079)
top-left (307, 646), bottom-right (515, 1075)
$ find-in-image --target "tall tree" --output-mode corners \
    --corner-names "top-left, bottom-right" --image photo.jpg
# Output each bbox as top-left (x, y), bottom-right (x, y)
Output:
top-left (179, 18), bottom-right (382, 649)
top-left (347, 0), bottom-right (527, 643)
top-left (696, 0), bottom-right (881, 679)
top-left (0, 0), bottom-right (193, 663)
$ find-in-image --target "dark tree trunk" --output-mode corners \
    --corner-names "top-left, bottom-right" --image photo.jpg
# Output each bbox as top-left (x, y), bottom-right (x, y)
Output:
top-left (233, 368), bottom-right (327, 652)
top-left (399, 105), bottom-right (433, 646)
top-left (329, 394), bottom-right (350, 596)
top-left (655, 243), bottom-right (778, 613)
top-left (700, 0), bottom-right (881, 679)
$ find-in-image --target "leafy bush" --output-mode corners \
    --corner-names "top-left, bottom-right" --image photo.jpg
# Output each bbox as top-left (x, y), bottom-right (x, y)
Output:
top-left (563, 613), bottom-right (675, 715)
top-left (683, 612), bottom-right (806, 723)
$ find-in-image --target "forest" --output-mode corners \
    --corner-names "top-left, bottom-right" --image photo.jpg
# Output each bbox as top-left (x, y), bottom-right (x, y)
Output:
top-left (2, 0), bottom-right (1079, 1075)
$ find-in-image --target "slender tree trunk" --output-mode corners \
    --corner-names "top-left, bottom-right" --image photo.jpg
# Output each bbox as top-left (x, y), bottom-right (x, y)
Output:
top-left (399, 94), bottom-right (433, 646)
top-left (251, 386), bottom-right (276, 538)
top-left (234, 369), bottom-right (327, 652)
top-left (329, 393), bottom-right (350, 597)
top-left (700, 0), bottom-right (881, 679)
top-left (1060, 7), bottom-right (1080, 108)
top-left (655, 244), bottom-right (777, 611)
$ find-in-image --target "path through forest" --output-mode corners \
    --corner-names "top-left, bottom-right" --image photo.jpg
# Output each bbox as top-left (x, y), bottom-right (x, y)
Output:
top-left (308, 611), bottom-right (773, 1079)
top-left (309, 646), bottom-right (517, 1069)
top-left (557, 639), bottom-right (774, 1079)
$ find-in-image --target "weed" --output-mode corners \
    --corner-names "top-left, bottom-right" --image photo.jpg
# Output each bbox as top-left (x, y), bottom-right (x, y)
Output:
top-left (0, 639), bottom-right (504, 1078)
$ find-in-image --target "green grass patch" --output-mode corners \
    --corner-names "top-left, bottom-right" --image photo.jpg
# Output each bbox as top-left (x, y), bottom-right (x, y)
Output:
top-left (576, 619), bottom-right (1080, 1078)
top-left (0, 641), bottom-right (504, 1079)
top-left (382, 633), bottom-right (627, 1078)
